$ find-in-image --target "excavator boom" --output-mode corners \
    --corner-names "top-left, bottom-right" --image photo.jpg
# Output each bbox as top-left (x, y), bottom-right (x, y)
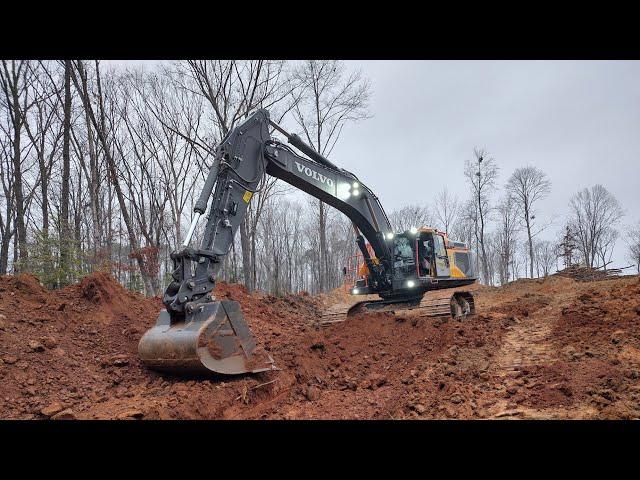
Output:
top-left (138, 109), bottom-right (477, 375)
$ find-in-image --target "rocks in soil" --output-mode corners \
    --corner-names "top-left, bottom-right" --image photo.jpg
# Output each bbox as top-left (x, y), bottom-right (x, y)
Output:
top-left (413, 404), bottom-right (426, 414)
top-left (117, 409), bottom-right (144, 419)
top-left (41, 402), bottom-right (64, 417)
top-left (610, 331), bottom-right (625, 345)
top-left (52, 409), bottom-right (76, 420)
top-left (28, 340), bottom-right (45, 352)
top-left (305, 385), bottom-right (321, 401)
top-left (450, 394), bottom-right (464, 404)
top-left (366, 373), bottom-right (387, 390)
top-left (41, 336), bottom-right (58, 349)
top-left (3, 355), bottom-right (18, 365)
top-left (104, 354), bottom-right (129, 367)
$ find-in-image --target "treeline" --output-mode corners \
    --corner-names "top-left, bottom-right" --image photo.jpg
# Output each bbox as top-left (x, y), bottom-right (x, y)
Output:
top-left (1, 60), bottom-right (639, 297)
top-left (423, 149), bottom-right (637, 284)
top-left (0, 60), bottom-right (373, 295)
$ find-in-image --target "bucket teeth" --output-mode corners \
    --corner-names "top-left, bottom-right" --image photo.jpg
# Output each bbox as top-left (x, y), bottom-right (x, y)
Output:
top-left (138, 300), bottom-right (275, 375)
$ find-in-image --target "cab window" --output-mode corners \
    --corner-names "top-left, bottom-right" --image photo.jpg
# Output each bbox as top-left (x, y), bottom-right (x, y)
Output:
top-left (393, 236), bottom-right (414, 260)
top-left (434, 234), bottom-right (446, 257)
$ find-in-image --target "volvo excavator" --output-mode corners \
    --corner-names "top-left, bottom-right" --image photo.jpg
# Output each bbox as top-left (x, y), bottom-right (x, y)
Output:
top-left (138, 109), bottom-right (477, 376)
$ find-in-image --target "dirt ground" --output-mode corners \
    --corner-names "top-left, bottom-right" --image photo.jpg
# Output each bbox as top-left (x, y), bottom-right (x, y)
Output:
top-left (1, 272), bottom-right (639, 420)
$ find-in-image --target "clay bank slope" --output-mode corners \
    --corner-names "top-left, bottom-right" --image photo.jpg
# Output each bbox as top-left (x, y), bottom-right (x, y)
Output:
top-left (1, 273), bottom-right (638, 419)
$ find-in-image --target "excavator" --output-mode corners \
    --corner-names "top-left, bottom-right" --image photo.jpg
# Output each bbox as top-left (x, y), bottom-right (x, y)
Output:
top-left (138, 109), bottom-right (477, 376)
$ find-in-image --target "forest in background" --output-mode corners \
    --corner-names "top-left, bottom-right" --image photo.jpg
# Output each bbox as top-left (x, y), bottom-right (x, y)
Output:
top-left (1, 60), bottom-right (639, 296)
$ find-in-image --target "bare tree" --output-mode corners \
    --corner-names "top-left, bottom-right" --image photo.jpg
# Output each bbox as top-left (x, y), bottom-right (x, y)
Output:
top-left (388, 204), bottom-right (433, 232)
top-left (166, 60), bottom-right (300, 292)
top-left (494, 194), bottom-right (520, 284)
top-left (434, 187), bottom-right (460, 238)
top-left (626, 222), bottom-right (640, 273)
top-left (506, 166), bottom-right (551, 278)
top-left (534, 240), bottom-right (556, 277)
top-left (60, 60), bottom-right (72, 281)
top-left (464, 147), bottom-right (499, 284)
top-left (21, 62), bottom-right (63, 240)
top-left (291, 60), bottom-right (371, 292)
top-left (0, 111), bottom-right (16, 273)
top-left (70, 60), bottom-right (157, 296)
top-left (137, 72), bottom-right (210, 249)
top-left (568, 184), bottom-right (624, 269)
top-left (458, 198), bottom-right (481, 277)
top-left (0, 60), bottom-right (35, 267)
top-left (595, 228), bottom-right (618, 271)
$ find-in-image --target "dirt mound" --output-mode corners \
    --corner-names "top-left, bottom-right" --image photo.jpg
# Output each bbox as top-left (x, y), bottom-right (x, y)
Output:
top-left (0, 272), bottom-right (160, 420)
top-left (472, 275), bottom-right (640, 419)
top-left (1, 272), bottom-right (639, 420)
top-left (0, 274), bottom-right (49, 304)
top-left (79, 272), bottom-right (119, 304)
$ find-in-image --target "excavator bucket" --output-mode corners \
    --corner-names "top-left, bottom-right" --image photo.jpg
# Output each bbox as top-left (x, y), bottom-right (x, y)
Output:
top-left (138, 300), bottom-right (275, 375)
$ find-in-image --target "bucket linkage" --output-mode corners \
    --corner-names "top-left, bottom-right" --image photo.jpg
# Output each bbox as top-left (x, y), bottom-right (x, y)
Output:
top-left (139, 245), bottom-right (274, 375)
top-left (139, 299), bottom-right (274, 375)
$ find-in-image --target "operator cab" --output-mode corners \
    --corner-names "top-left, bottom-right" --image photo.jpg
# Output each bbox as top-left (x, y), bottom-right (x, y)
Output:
top-left (392, 229), bottom-right (451, 279)
top-left (387, 227), bottom-right (474, 293)
top-left (346, 227), bottom-right (475, 295)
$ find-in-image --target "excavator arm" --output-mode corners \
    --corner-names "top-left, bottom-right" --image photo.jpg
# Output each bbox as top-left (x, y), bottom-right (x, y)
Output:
top-left (163, 109), bottom-right (394, 318)
top-left (139, 109), bottom-right (395, 374)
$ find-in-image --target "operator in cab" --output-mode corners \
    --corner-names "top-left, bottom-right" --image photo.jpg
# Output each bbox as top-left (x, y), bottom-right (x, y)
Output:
top-left (419, 237), bottom-right (434, 277)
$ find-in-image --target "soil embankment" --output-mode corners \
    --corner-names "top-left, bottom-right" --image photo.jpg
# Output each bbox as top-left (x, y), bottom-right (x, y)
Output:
top-left (1, 272), bottom-right (639, 419)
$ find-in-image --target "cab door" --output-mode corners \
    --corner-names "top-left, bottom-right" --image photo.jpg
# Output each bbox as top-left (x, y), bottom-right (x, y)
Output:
top-left (433, 234), bottom-right (451, 277)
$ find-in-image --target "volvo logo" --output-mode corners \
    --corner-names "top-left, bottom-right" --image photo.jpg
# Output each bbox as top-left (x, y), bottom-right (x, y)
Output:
top-left (294, 161), bottom-right (334, 187)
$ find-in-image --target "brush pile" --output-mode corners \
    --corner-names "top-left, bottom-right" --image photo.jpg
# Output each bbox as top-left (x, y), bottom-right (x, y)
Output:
top-left (554, 265), bottom-right (623, 282)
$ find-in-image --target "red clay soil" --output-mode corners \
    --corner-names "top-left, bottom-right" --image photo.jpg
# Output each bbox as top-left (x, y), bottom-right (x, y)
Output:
top-left (1, 272), bottom-right (639, 420)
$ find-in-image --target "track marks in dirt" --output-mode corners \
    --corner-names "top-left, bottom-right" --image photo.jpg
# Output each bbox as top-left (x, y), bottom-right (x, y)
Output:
top-left (497, 314), bottom-right (555, 373)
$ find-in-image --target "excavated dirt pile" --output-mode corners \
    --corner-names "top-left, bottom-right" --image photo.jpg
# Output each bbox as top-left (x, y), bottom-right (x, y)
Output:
top-left (1, 272), bottom-right (639, 419)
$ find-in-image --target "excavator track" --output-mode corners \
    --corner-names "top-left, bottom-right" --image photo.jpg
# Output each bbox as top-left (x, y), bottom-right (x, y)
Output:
top-left (412, 289), bottom-right (476, 319)
top-left (318, 302), bottom-right (362, 326)
top-left (317, 288), bottom-right (476, 327)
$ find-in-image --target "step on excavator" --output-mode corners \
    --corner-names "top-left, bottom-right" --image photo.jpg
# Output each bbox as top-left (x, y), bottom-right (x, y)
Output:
top-left (138, 109), bottom-right (477, 375)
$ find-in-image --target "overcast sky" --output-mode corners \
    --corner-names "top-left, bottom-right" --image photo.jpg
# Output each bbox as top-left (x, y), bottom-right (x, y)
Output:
top-left (111, 60), bottom-right (640, 269)
top-left (330, 61), bottom-right (640, 269)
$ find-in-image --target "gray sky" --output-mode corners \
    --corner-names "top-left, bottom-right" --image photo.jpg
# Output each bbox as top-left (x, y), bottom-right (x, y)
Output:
top-left (328, 61), bottom-right (640, 269)
top-left (110, 60), bottom-right (640, 269)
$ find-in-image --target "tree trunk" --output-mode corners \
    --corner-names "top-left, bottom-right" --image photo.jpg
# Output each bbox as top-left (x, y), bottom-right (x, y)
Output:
top-left (13, 228), bottom-right (19, 269)
top-left (525, 205), bottom-right (534, 278)
top-left (88, 111), bottom-right (101, 254)
top-left (60, 60), bottom-right (72, 282)
top-left (251, 230), bottom-right (258, 292)
top-left (0, 231), bottom-right (10, 274)
top-left (318, 201), bottom-right (327, 292)
top-left (10, 80), bottom-right (27, 269)
top-left (478, 206), bottom-right (489, 284)
top-left (39, 156), bottom-right (49, 236)
top-left (239, 218), bottom-right (252, 291)
top-left (70, 61), bottom-right (155, 296)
